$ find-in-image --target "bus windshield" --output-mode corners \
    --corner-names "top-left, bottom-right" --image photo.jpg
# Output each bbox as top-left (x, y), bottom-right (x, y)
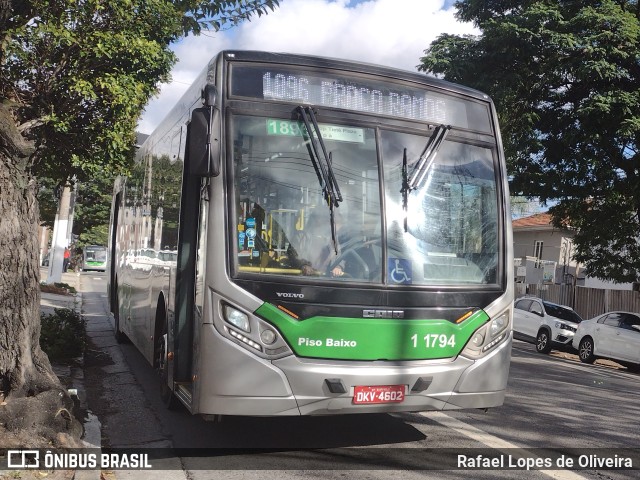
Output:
top-left (85, 246), bottom-right (107, 262)
top-left (232, 114), bottom-right (499, 285)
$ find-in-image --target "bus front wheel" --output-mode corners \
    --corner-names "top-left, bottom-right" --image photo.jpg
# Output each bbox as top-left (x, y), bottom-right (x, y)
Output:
top-left (156, 318), bottom-right (180, 410)
top-left (113, 290), bottom-right (127, 344)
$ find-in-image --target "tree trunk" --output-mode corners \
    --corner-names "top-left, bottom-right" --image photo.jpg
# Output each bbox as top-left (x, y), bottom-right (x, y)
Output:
top-left (0, 104), bottom-right (82, 448)
top-left (0, 109), bottom-right (60, 398)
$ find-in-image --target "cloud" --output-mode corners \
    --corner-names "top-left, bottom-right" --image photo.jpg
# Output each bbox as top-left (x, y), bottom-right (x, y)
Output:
top-left (137, 0), bottom-right (478, 134)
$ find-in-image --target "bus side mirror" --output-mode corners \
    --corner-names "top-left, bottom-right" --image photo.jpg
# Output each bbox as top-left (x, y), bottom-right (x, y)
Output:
top-left (188, 107), bottom-right (221, 177)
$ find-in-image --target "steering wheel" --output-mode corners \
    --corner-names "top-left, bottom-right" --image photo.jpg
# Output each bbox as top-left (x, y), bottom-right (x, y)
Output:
top-left (327, 238), bottom-right (380, 279)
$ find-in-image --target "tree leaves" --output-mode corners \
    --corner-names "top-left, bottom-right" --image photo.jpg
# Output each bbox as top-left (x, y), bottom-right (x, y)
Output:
top-left (420, 0), bottom-right (640, 283)
top-left (2, 0), bottom-right (280, 254)
top-left (1, 1), bottom-right (280, 185)
top-left (181, 0), bottom-right (280, 35)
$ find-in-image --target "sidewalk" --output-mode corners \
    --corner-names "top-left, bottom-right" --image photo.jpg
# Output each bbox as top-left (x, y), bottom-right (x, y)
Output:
top-left (40, 267), bottom-right (82, 316)
top-left (39, 268), bottom-right (101, 480)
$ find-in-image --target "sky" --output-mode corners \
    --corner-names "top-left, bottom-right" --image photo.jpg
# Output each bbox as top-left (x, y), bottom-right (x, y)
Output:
top-left (137, 0), bottom-right (478, 134)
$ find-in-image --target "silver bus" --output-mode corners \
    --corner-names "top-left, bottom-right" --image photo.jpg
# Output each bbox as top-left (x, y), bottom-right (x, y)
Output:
top-left (108, 51), bottom-right (513, 416)
top-left (82, 245), bottom-right (107, 272)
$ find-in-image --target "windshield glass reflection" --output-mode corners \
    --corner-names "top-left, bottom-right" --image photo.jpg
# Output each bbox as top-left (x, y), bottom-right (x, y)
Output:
top-left (231, 115), bottom-right (500, 286)
top-left (382, 130), bottom-right (499, 285)
top-left (232, 115), bottom-right (381, 282)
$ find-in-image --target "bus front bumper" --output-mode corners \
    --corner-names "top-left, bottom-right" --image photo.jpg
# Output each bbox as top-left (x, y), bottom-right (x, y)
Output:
top-left (195, 324), bottom-right (511, 416)
top-left (272, 333), bottom-right (510, 414)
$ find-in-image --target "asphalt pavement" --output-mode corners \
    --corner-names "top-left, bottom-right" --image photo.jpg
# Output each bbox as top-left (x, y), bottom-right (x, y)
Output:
top-left (35, 269), bottom-right (633, 480)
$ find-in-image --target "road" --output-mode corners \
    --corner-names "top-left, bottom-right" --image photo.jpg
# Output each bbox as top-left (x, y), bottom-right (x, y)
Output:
top-left (78, 272), bottom-right (640, 479)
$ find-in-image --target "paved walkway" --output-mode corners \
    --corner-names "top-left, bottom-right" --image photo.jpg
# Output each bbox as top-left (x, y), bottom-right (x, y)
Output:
top-left (38, 269), bottom-right (183, 478)
top-left (38, 268), bottom-right (100, 480)
top-left (40, 267), bottom-right (82, 316)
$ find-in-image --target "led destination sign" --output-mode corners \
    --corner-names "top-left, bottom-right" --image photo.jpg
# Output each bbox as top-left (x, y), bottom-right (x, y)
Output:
top-left (264, 71), bottom-right (447, 123)
top-left (231, 65), bottom-right (492, 132)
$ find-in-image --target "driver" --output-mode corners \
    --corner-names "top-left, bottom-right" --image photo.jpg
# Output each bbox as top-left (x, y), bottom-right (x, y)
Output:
top-left (289, 210), bottom-right (356, 277)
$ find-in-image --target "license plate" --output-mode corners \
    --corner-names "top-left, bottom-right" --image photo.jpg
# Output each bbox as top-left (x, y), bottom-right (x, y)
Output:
top-left (353, 385), bottom-right (405, 405)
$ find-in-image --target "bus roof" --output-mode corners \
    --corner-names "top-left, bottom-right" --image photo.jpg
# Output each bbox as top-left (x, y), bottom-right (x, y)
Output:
top-left (138, 50), bottom-right (494, 154)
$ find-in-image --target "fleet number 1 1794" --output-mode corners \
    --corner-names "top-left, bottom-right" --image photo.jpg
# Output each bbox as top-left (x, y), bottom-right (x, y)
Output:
top-left (411, 334), bottom-right (456, 349)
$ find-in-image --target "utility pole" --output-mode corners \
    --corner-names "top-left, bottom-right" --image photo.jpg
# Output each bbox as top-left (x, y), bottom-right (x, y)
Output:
top-left (46, 184), bottom-right (72, 284)
top-left (66, 180), bottom-right (77, 243)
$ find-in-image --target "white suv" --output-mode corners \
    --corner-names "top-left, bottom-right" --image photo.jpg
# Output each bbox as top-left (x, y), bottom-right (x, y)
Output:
top-left (513, 296), bottom-right (583, 354)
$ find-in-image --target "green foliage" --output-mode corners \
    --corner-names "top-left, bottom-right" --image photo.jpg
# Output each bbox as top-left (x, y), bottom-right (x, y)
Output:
top-left (2, 0), bottom-right (183, 185)
top-left (2, 0), bottom-right (280, 255)
top-left (420, 0), bottom-right (640, 283)
top-left (181, 0), bottom-right (280, 34)
top-left (40, 308), bottom-right (86, 361)
top-left (1, 1), bottom-right (280, 186)
top-left (73, 175), bottom-right (116, 248)
top-left (36, 177), bottom-right (60, 228)
top-left (78, 224), bottom-right (109, 249)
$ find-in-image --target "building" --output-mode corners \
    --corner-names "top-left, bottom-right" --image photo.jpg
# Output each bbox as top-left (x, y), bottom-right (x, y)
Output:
top-left (512, 212), bottom-right (634, 290)
top-left (512, 212), bottom-right (580, 285)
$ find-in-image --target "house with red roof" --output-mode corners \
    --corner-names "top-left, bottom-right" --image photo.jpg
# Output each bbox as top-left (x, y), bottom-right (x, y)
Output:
top-left (512, 212), bottom-right (580, 285)
top-left (512, 212), bottom-right (634, 290)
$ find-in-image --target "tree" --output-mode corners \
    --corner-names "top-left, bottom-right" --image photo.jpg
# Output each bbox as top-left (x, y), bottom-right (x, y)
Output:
top-left (510, 196), bottom-right (544, 220)
top-left (35, 177), bottom-right (60, 229)
top-left (73, 174), bottom-right (117, 248)
top-left (419, 1), bottom-right (640, 283)
top-left (0, 0), bottom-right (279, 444)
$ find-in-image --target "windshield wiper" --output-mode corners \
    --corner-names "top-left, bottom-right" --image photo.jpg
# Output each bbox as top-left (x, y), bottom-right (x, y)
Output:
top-left (408, 124), bottom-right (451, 190)
top-left (401, 124), bottom-right (451, 232)
top-left (297, 105), bottom-right (343, 253)
top-left (401, 148), bottom-right (410, 232)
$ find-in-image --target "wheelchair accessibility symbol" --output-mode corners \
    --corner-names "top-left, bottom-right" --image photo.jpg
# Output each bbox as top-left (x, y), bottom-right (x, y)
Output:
top-left (388, 258), bottom-right (412, 284)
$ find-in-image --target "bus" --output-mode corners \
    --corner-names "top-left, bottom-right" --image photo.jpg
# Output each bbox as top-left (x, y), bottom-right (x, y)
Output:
top-left (107, 50), bottom-right (513, 416)
top-left (82, 245), bottom-right (107, 272)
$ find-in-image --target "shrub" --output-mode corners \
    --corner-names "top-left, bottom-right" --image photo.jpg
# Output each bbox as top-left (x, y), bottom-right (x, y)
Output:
top-left (40, 308), bottom-right (86, 361)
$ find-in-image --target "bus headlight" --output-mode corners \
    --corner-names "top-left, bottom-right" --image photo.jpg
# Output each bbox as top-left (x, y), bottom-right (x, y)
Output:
top-left (223, 304), bottom-right (250, 332)
top-left (461, 311), bottom-right (510, 359)
top-left (471, 331), bottom-right (485, 347)
top-left (490, 313), bottom-right (508, 338)
top-left (216, 299), bottom-right (293, 360)
top-left (260, 328), bottom-right (277, 345)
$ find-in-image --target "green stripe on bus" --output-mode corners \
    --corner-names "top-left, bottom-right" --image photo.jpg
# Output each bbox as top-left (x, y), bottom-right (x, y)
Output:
top-left (255, 303), bottom-right (489, 361)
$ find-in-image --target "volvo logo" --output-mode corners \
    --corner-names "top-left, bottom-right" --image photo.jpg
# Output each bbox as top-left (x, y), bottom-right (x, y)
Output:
top-left (363, 309), bottom-right (404, 319)
top-left (276, 292), bottom-right (305, 299)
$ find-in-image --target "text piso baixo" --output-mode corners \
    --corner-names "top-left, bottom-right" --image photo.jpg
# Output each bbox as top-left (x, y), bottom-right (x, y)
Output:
top-left (298, 334), bottom-right (456, 349)
top-left (298, 337), bottom-right (356, 347)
